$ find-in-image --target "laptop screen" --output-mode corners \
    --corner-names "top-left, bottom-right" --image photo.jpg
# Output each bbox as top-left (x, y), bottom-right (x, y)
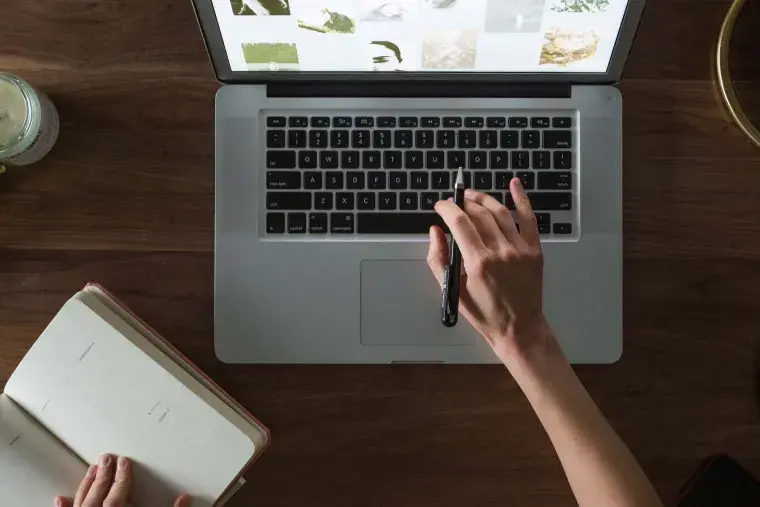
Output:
top-left (211, 0), bottom-right (630, 74)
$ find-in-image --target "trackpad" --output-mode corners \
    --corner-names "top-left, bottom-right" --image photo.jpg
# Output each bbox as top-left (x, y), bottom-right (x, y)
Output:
top-left (360, 260), bottom-right (475, 346)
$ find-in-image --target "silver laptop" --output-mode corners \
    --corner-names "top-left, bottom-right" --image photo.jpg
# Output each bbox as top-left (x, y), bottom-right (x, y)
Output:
top-left (192, 0), bottom-right (646, 363)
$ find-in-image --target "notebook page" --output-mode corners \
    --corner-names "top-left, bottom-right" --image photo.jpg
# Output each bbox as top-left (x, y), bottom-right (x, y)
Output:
top-left (5, 297), bottom-right (255, 507)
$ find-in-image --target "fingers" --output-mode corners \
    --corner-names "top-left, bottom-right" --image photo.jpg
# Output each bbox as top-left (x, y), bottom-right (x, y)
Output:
top-left (73, 464), bottom-right (97, 507)
top-left (463, 189), bottom-right (522, 245)
top-left (433, 200), bottom-right (487, 260)
top-left (101, 456), bottom-right (132, 507)
top-left (81, 454), bottom-right (114, 507)
top-left (54, 497), bottom-right (73, 507)
top-left (426, 226), bottom-right (449, 286)
top-left (461, 200), bottom-right (507, 249)
top-left (510, 178), bottom-right (540, 247)
top-left (174, 494), bottom-right (191, 507)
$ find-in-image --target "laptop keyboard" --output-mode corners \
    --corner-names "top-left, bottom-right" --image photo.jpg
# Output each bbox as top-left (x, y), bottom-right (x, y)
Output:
top-left (264, 113), bottom-right (576, 237)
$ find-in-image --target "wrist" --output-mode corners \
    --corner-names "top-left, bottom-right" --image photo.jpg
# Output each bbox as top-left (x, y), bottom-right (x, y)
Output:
top-left (493, 317), bottom-right (562, 370)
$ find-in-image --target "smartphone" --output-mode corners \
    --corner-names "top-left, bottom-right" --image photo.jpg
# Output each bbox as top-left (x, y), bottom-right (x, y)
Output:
top-left (677, 455), bottom-right (760, 507)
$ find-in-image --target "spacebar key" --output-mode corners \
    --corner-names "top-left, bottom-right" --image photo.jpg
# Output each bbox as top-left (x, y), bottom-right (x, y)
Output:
top-left (358, 213), bottom-right (447, 234)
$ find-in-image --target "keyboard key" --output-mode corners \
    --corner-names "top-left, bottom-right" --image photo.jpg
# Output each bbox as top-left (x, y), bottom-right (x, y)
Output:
top-left (368, 172), bottom-right (386, 189)
top-left (357, 192), bottom-right (376, 210)
top-left (465, 117), bottom-right (484, 128)
top-left (508, 117), bottom-right (528, 128)
top-left (267, 171), bottom-right (300, 189)
top-left (410, 172), bottom-right (429, 189)
top-left (400, 117), bottom-right (418, 127)
top-left (427, 151), bottom-right (445, 169)
top-left (310, 117), bottom-right (330, 128)
top-left (536, 213), bottom-right (551, 225)
top-left (522, 130), bottom-right (540, 149)
top-left (352, 130), bottom-right (371, 148)
top-left (421, 192), bottom-right (439, 210)
top-left (377, 116), bottom-right (396, 128)
top-left (266, 117), bottom-right (286, 128)
top-left (422, 117), bottom-right (441, 128)
top-left (299, 150), bottom-right (318, 169)
top-left (333, 117), bottom-right (352, 128)
top-left (437, 130), bottom-right (456, 148)
top-left (538, 171), bottom-right (572, 189)
top-left (495, 171), bottom-right (513, 189)
top-left (389, 172), bottom-right (407, 189)
top-left (447, 151), bottom-right (465, 169)
top-left (314, 192), bottom-right (333, 210)
top-left (544, 131), bottom-right (572, 149)
top-left (529, 192), bottom-right (572, 210)
top-left (267, 151), bottom-right (296, 168)
top-left (395, 130), bottom-right (413, 148)
top-left (336, 192), bottom-right (355, 210)
top-left (432, 171), bottom-right (451, 190)
top-left (505, 193), bottom-right (516, 210)
top-left (357, 213), bottom-right (446, 234)
top-left (442, 191), bottom-right (454, 201)
top-left (341, 151), bottom-right (360, 169)
top-left (331, 213), bottom-right (355, 233)
top-left (490, 151), bottom-right (509, 169)
top-left (378, 193), bottom-right (397, 210)
top-left (288, 130), bottom-right (307, 148)
top-left (512, 151), bottom-right (529, 169)
top-left (320, 151), bottom-right (339, 169)
top-left (266, 192), bottom-right (311, 210)
top-left (553, 117), bottom-right (572, 128)
top-left (355, 116), bottom-right (374, 127)
top-left (326, 172), bottom-right (343, 189)
top-left (309, 212), bottom-right (328, 233)
top-left (539, 224), bottom-right (551, 235)
top-left (469, 151), bottom-right (487, 169)
top-left (289, 116), bottom-right (308, 128)
top-left (501, 131), bottom-right (519, 148)
top-left (304, 171), bottom-right (322, 189)
top-left (405, 151), bottom-right (424, 169)
top-left (267, 130), bottom-right (286, 148)
top-left (458, 130), bottom-right (477, 148)
top-left (443, 117), bottom-right (462, 128)
top-left (554, 223), bottom-right (572, 235)
top-left (400, 192), bottom-right (418, 210)
top-left (479, 130), bottom-right (498, 149)
top-left (267, 212), bottom-right (285, 233)
top-left (487, 192), bottom-right (504, 204)
top-left (288, 212), bottom-right (307, 233)
top-left (487, 117), bottom-right (506, 128)
top-left (373, 130), bottom-right (392, 148)
top-left (384, 151), bottom-right (403, 169)
top-left (331, 130), bottom-right (350, 148)
top-left (473, 172), bottom-right (493, 190)
top-left (517, 172), bottom-right (535, 189)
top-left (363, 151), bottom-right (381, 169)
top-left (416, 130), bottom-right (435, 149)
top-left (531, 117), bottom-right (550, 128)
top-left (533, 151), bottom-right (550, 169)
top-left (309, 130), bottom-right (328, 148)
top-left (554, 151), bottom-right (572, 169)
top-left (347, 171), bottom-right (365, 189)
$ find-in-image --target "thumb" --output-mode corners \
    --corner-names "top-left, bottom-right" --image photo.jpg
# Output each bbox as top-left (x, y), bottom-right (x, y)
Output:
top-left (426, 226), bottom-right (449, 287)
top-left (174, 494), bottom-right (191, 507)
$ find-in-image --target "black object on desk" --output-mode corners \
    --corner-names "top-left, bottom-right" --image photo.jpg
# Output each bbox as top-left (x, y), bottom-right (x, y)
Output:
top-left (441, 167), bottom-right (465, 327)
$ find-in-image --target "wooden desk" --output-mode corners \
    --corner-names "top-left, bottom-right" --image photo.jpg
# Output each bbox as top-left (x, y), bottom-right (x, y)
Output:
top-left (2, 1), bottom-right (760, 505)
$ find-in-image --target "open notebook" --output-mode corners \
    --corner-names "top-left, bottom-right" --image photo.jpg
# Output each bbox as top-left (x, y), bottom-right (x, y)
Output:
top-left (0, 284), bottom-right (269, 507)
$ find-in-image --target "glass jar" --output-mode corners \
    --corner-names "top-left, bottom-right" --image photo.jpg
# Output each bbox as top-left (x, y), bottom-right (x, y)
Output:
top-left (0, 72), bottom-right (59, 166)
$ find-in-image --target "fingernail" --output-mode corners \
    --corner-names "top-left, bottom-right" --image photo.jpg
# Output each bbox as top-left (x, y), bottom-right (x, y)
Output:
top-left (117, 456), bottom-right (129, 470)
top-left (86, 465), bottom-right (97, 478)
top-left (100, 454), bottom-right (111, 468)
top-left (55, 497), bottom-right (64, 507)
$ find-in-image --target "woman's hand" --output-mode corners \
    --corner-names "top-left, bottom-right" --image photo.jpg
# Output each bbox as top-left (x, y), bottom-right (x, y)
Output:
top-left (54, 454), bottom-right (190, 507)
top-left (427, 178), bottom-right (555, 363)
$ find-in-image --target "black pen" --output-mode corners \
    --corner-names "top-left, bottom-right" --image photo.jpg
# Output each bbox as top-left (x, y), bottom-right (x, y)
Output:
top-left (441, 167), bottom-right (465, 327)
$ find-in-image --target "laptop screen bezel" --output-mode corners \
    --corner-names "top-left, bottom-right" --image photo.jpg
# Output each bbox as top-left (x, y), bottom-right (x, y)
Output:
top-left (190, 0), bottom-right (647, 85)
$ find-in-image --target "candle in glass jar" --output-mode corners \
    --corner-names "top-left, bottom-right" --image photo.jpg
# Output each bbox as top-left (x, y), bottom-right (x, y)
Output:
top-left (0, 72), bottom-right (59, 166)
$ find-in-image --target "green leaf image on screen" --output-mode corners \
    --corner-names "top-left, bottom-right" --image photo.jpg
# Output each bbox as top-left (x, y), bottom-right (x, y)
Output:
top-left (298, 9), bottom-right (356, 34)
top-left (551, 0), bottom-right (609, 13)
top-left (371, 41), bottom-right (403, 64)
top-left (242, 43), bottom-right (299, 70)
top-left (230, 0), bottom-right (291, 15)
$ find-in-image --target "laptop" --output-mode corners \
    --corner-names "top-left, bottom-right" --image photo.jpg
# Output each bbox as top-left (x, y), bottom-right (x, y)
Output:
top-left (192, 0), bottom-right (646, 364)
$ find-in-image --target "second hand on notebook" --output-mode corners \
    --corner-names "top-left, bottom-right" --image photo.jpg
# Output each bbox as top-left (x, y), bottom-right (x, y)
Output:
top-left (441, 167), bottom-right (465, 327)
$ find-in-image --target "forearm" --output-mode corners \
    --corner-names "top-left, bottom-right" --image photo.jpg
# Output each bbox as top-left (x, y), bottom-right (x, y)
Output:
top-left (504, 333), bottom-right (663, 507)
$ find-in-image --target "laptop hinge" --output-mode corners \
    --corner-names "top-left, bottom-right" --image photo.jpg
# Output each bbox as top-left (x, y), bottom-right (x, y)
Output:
top-left (266, 82), bottom-right (571, 99)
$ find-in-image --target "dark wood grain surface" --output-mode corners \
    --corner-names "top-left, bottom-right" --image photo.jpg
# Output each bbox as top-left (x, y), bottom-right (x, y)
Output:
top-left (2, 1), bottom-right (760, 506)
